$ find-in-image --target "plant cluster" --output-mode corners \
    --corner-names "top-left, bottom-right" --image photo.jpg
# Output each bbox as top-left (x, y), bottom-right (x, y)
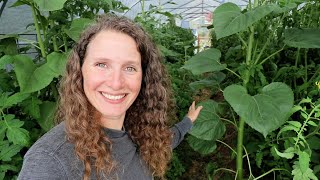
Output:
top-left (182, 0), bottom-right (320, 180)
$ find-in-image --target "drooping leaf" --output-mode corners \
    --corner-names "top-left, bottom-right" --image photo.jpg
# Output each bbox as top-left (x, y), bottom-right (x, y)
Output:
top-left (38, 101), bottom-right (56, 131)
top-left (213, 3), bottom-right (280, 39)
top-left (189, 100), bottom-right (225, 141)
top-left (274, 147), bottom-right (295, 159)
top-left (65, 18), bottom-right (94, 42)
top-left (284, 28), bottom-right (320, 48)
top-left (2, 92), bottom-right (30, 109)
top-left (0, 141), bottom-right (23, 161)
top-left (33, 0), bottom-right (67, 11)
top-left (187, 135), bottom-right (217, 155)
top-left (224, 82), bottom-right (294, 137)
top-left (13, 53), bottom-right (67, 93)
top-left (182, 48), bottom-right (226, 75)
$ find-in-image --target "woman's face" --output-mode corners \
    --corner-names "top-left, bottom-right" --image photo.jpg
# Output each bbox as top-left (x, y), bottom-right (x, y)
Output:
top-left (82, 30), bottom-right (142, 127)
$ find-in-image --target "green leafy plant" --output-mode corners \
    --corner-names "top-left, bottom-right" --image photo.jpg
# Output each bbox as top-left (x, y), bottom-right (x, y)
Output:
top-left (275, 97), bottom-right (320, 180)
top-left (181, 0), bottom-right (320, 179)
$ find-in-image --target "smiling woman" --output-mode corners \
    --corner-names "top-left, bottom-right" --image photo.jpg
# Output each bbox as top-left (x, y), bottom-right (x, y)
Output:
top-left (18, 14), bottom-right (202, 180)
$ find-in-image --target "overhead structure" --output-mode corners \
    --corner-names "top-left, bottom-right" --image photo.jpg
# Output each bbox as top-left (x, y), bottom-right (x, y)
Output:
top-left (120, 0), bottom-right (248, 25)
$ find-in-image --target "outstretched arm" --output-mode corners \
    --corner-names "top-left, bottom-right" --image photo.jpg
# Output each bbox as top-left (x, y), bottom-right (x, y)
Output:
top-left (171, 101), bottom-right (203, 148)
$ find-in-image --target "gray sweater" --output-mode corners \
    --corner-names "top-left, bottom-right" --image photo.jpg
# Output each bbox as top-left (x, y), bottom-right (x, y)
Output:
top-left (18, 117), bottom-right (193, 180)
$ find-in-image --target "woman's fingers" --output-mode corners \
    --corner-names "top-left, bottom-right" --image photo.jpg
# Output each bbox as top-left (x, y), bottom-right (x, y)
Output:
top-left (187, 101), bottom-right (203, 122)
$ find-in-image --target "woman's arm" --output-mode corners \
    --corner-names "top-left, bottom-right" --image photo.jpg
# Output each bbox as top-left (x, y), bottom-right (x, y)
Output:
top-left (18, 151), bottom-right (67, 180)
top-left (170, 101), bottom-right (203, 148)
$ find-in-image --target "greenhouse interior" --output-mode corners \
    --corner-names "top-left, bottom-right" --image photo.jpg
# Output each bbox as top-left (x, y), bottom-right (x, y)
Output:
top-left (0, 0), bottom-right (319, 179)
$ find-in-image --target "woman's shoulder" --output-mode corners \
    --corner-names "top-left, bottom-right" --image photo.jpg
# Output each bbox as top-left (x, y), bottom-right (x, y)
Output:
top-left (25, 122), bottom-right (73, 157)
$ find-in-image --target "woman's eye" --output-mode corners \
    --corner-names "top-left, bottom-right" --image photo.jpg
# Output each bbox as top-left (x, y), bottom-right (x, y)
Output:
top-left (126, 67), bottom-right (136, 72)
top-left (96, 63), bottom-right (107, 68)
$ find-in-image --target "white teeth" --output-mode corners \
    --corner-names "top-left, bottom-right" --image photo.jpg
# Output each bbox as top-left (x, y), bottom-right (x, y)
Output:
top-left (101, 92), bottom-right (125, 100)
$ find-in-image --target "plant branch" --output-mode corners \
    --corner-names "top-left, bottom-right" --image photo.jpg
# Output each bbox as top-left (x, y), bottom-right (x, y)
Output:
top-left (237, 33), bottom-right (247, 49)
top-left (254, 168), bottom-right (290, 180)
top-left (216, 139), bottom-right (237, 155)
top-left (295, 104), bottom-right (320, 147)
top-left (226, 67), bottom-right (242, 80)
top-left (214, 168), bottom-right (237, 175)
top-left (31, 3), bottom-right (46, 58)
top-left (259, 45), bottom-right (285, 65)
top-left (243, 145), bottom-right (253, 177)
top-left (220, 117), bottom-right (238, 129)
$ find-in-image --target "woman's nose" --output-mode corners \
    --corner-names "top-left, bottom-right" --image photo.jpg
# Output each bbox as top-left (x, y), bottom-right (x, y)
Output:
top-left (107, 70), bottom-right (124, 90)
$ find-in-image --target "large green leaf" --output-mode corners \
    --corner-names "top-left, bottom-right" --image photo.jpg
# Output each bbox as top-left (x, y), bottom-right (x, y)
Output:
top-left (14, 52), bottom-right (67, 93)
top-left (65, 18), bottom-right (94, 42)
top-left (33, 0), bottom-right (67, 11)
top-left (189, 72), bottom-right (225, 91)
top-left (187, 135), bottom-right (217, 155)
top-left (284, 28), bottom-right (320, 48)
top-left (213, 3), bottom-right (280, 39)
top-left (223, 82), bottom-right (294, 137)
top-left (181, 48), bottom-right (226, 75)
top-left (0, 141), bottom-right (22, 161)
top-left (38, 101), bottom-right (56, 131)
top-left (189, 100), bottom-right (225, 141)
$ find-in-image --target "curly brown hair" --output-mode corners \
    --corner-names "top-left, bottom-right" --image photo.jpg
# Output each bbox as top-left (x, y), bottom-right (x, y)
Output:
top-left (56, 14), bottom-right (173, 179)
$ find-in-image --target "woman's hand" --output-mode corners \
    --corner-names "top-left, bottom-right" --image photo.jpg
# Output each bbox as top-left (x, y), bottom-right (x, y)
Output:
top-left (187, 101), bottom-right (203, 123)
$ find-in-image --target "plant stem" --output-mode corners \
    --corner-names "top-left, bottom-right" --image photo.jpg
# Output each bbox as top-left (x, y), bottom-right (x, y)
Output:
top-left (62, 34), bottom-right (68, 53)
top-left (246, 27), bottom-right (254, 66)
top-left (293, 48), bottom-right (300, 92)
top-left (50, 21), bottom-right (59, 52)
top-left (304, 49), bottom-right (308, 83)
top-left (31, 3), bottom-right (46, 58)
top-left (236, 118), bottom-right (245, 180)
